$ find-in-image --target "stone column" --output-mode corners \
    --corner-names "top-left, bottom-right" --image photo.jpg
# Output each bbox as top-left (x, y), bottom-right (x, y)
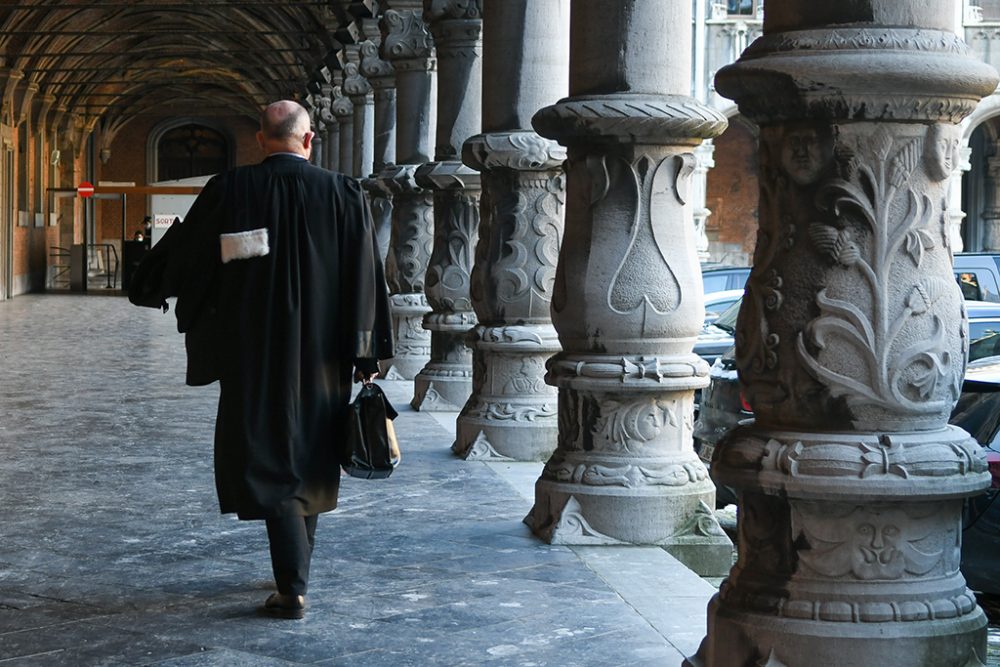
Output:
top-left (377, 5), bottom-right (436, 381)
top-left (308, 97), bottom-right (328, 168)
top-left (524, 0), bottom-right (732, 576)
top-left (453, 0), bottom-right (569, 460)
top-left (360, 37), bottom-right (397, 266)
top-left (689, 2), bottom-right (998, 665)
top-left (693, 141), bottom-right (715, 262)
top-left (410, 0), bottom-right (483, 411)
top-left (320, 83), bottom-right (340, 172)
top-left (332, 82), bottom-right (355, 176)
top-left (344, 62), bottom-right (376, 179)
top-left (949, 144), bottom-right (972, 252)
top-left (308, 104), bottom-right (322, 167)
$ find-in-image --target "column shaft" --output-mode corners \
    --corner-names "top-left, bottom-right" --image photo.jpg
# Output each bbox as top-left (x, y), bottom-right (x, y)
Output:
top-left (345, 62), bottom-right (376, 179)
top-left (690, 0), bottom-right (998, 664)
top-left (332, 83), bottom-right (355, 176)
top-left (361, 37), bottom-right (398, 267)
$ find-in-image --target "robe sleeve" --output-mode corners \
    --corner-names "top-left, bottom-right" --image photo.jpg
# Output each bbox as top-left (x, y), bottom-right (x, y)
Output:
top-left (165, 175), bottom-right (226, 334)
top-left (343, 178), bottom-right (394, 364)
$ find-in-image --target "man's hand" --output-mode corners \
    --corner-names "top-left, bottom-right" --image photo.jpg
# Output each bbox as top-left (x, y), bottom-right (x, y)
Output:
top-left (354, 369), bottom-right (379, 384)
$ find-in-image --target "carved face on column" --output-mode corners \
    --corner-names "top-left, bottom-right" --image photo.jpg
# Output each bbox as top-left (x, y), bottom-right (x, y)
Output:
top-left (780, 127), bottom-right (831, 186)
top-left (923, 123), bottom-right (960, 182)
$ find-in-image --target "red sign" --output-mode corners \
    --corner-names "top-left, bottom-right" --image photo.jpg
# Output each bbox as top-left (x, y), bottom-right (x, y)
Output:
top-left (77, 181), bottom-right (94, 198)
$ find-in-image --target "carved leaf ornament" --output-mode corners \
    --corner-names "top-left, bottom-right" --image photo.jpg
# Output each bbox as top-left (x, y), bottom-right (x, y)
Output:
top-left (798, 127), bottom-right (954, 416)
top-left (603, 155), bottom-right (682, 317)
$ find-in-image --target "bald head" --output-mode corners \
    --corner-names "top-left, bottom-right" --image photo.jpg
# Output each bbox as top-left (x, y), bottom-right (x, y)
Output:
top-left (257, 100), bottom-right (313, 158)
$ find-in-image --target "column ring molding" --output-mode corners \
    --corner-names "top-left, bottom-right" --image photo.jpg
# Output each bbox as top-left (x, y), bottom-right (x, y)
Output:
top-left (533, 94), bottom-right (728, 145)
top-left (712, 425), bottom-right (989, 500)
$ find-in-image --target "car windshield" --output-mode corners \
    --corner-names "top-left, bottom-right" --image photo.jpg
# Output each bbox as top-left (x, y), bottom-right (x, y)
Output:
top-left (970, 330), bottom-right (1000, 363)
top-left (711, 299), bottom-right (742, 334)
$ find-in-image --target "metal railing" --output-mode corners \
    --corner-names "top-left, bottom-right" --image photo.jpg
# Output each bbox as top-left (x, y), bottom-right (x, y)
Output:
top-left (88, 243), bottom-right (119, 289)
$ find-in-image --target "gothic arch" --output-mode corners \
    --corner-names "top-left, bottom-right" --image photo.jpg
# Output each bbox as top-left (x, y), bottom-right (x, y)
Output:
top-left (145, 116), bottom-right (234, 184)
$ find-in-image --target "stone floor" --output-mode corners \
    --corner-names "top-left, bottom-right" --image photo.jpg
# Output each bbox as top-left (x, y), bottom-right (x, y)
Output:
top-left (0, 294), bottom-right (718, 666)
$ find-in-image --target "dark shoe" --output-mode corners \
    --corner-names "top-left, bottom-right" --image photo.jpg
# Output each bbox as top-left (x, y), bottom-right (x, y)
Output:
top-left (258, 593), bottom-right (305, 619)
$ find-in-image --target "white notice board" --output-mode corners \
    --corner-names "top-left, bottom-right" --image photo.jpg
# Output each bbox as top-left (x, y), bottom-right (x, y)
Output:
top-left (149, 174), bottom-right (214, 246)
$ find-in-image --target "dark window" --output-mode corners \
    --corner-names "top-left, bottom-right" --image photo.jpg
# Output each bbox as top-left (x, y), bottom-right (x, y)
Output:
top-left (727, 0), bottom-right (756, 16)
top-left (157, 124), bottom-right (228, 181)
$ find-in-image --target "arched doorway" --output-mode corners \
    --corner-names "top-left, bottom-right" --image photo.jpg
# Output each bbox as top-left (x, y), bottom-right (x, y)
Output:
top-left (156, 123), bottom-right (229, 182)
top-left (147, 118), bottom-right (234, 184)
top-left (962, 117), bottom-right (1000, 251)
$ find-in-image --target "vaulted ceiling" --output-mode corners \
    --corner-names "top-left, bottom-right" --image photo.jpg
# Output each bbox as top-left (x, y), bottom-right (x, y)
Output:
top-left (0, 1), bottom-right (366, 141)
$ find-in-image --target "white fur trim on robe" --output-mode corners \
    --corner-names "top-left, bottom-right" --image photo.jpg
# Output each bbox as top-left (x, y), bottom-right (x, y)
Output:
top-left (220, 228), bottom-right (270, 263)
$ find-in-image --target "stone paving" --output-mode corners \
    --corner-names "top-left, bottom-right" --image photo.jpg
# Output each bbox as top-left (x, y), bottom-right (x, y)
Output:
top-left (0, 295), bottom-right (717, 666)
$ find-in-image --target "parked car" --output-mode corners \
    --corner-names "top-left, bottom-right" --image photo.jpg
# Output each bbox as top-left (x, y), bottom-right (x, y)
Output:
top-left (701, 263), bottom-right (751, 295)
top-left (693, 296), bottom-right (740, 368)
top-left (954, 358), bottom-right (1000, 595)
top-left (693, 300), bottom-right (1000, 508)
top-left (954, 253), bottom-right (1000, 303)
top-left (703, 289), bottom-right (745, 326)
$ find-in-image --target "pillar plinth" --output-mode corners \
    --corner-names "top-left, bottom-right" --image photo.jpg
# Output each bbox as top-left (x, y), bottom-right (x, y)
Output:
top-left (410, 0), bottom-right (483, 411)
top-left (689, 4), bottom-right (999, 665)
top-left (525, 0), bottom-right (732, 579)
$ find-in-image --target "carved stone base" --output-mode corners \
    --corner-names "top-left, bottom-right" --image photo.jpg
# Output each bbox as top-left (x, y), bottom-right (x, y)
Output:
top-left (696, 424), bottom-right (991, 666)
top-left (381, 293), bottom-right (431, 381)
top-left (452, 325), bottom-right (560, 461)
top-left (687, 597), bottom-right (987, 667)
top-left (525, 483), bottom-right (732, 576)
top-left (411, 317), bottom-right (474, 411)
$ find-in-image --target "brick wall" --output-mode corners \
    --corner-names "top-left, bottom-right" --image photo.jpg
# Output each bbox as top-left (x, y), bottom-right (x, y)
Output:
top-left (705, 115), bottom-right (760, 266)
top-left (96, 114), bottom-right (260, 246)
top-left (5, 113), bottom-right (260, 295)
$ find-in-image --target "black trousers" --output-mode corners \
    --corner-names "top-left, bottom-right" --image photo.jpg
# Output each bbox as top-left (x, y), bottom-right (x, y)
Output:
top-left (265, 514), bottom-right (318, 596)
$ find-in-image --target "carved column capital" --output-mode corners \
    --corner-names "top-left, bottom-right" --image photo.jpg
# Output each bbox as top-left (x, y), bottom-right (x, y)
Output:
top-left (342, 62), bottom-right (373, 100)
top-left (360, 39), bottom-right (395, 86)
top-left (414, 160), bottom-right (481, 191)
top-left (717, 28), bottom-right (997, 124)
top-left (533, 94), bottom-right (727, 147)
top-left (331, 85), bottom-right (354, 120)
top-left (462, 131), bottom-right (566, 172)
top-left (423, 0), bottom-right (482, 22)
top-left (383, 8), bottom-right (435, 70)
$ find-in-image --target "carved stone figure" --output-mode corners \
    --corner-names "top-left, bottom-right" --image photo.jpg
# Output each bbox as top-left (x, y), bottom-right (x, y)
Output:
top-left (688, 2), bottom-right (999, 665)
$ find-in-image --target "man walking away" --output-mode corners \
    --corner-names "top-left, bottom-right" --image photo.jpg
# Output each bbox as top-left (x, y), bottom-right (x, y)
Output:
top-left (132, 100), bottom-right (393, 619)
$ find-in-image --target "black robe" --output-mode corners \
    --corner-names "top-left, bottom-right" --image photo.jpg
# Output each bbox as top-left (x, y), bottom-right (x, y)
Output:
top-left (150, 154), bottom-right (393, 519)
